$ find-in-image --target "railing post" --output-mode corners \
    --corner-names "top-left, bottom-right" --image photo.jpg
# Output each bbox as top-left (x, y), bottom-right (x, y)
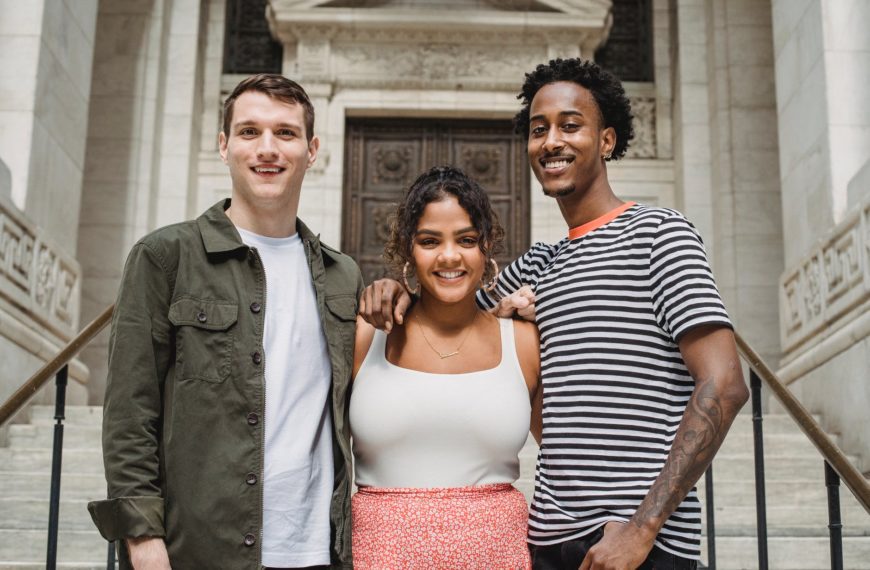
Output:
top-left (46, 364), bottom-right (68, 570)
top-left (825, 461), bottom-right (844, 570)
top-left (704, 465), bottom-right (716, 570)
top-left (750, 369), bottom-right (769, 570)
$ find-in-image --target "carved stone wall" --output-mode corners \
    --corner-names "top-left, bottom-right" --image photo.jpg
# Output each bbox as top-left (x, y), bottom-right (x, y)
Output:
top-left (780, 194), bottom-right (869, 355)
top-left (0, 196), bottom-right (80, 340)
top-left (625, 95), bottom-right (656, 158)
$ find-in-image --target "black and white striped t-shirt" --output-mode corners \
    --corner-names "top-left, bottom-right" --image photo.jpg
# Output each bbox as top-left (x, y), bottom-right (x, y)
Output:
top-left (478, 203), bottom-right (732, 560)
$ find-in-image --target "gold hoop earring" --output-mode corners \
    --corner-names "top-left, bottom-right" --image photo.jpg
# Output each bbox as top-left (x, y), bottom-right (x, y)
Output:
top-left (402, 262), bottom-right (420, 295)
top-left (482, 258), bottom-right (499, 292)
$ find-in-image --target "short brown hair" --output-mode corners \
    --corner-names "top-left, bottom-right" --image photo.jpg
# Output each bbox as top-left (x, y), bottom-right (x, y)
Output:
top-left (222, 74), bottom-right (315, 141)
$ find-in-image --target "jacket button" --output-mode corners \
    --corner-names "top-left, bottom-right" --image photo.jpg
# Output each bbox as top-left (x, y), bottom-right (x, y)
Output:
top-left (246, 412), bottom-right (259, 426)
top-left (243, 533), bottom-right (256, 546)
top-left (196, 311), bottom-right (207, 323)
top-left (251, 351), bottom-right (262, 365)
top-left (250, 302), bottom-right (261, 313)
top-left (246, 472), bottom-right (258, 485)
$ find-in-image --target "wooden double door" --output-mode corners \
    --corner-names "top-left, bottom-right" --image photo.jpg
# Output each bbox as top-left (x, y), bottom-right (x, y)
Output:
top-left (341, 118), bottom-right (531, 284)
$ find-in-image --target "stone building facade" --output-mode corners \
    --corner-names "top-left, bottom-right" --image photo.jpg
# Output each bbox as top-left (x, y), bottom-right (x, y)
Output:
top-left (0, 0), bottom-right (867, 470)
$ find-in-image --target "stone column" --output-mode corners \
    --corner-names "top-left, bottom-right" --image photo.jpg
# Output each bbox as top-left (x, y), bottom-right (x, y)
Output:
top-left (706, 0), bottom-right (783, 367)
top-left (0, 0), bottom-right (98, 407)
top-left (772, 0), bottom-right (870, 471)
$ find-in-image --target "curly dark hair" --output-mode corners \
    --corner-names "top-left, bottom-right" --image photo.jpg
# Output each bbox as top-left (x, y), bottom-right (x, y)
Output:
top-left (383, 165), bottom-right (505, 286)
top-left (514, 58), bottom-right (634, 161)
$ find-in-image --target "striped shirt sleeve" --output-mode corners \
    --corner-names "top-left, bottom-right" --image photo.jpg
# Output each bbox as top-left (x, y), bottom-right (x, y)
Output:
top-left (648, 215), bottom-right (732, 342)
top-left (476, 241), bottom-right (557, 310)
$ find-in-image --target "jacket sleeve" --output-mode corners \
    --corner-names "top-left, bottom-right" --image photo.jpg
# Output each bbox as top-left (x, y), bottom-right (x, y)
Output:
top-left (88, 241), bottom-right (173, 541)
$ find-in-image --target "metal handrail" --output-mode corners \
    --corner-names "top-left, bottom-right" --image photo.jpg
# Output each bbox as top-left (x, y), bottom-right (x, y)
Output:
top-left (734, 331), bottom-right (870, 514)
top-left (0, 304), bottom-right (115, 426)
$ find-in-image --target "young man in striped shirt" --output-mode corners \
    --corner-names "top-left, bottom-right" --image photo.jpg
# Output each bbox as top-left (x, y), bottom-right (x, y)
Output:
top-left (360, 59), bottom-right (749, 570)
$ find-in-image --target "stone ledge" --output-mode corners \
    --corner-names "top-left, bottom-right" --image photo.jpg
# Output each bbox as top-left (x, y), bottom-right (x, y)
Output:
top-left (0, 194), bottom-right (81, 340)
top-left (0, 303), bottom-right (89, 386)
top-left (779, 193), bottom-right (869, 358)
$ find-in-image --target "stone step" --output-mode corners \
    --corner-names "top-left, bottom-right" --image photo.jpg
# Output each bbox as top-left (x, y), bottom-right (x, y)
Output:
top-left (7, 425), bottom-right (103, 450)
top-left (0, 449), bottom-right (104, 475)
top-left (701, 506), bottom-right (870, 536)
top-left (0, 498), bottom-right (97, 531)
top-left (699, 536), bottom-right (870, 569)
top-left (697, 478), bottom-right (853, 505)
top-left (725, 413), bottom-right (823, 434)
top-left (28, 406), bottom-right (102, 426)
top-left (0, 473), bottom-right (105, 500)
top-left (0, 561), bottom-right (117, 570)
top-left (0, 530), bottom-right (109, 565)
top-left (704, 454), bottom-right (858, 481)
top-left (718, 430), bottom-right (838, 458)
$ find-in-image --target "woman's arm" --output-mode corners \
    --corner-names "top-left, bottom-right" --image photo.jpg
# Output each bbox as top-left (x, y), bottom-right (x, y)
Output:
top-left (352, 315), bottom-right (377, 380)
top-left (512, 319), bottom-right (542, 442)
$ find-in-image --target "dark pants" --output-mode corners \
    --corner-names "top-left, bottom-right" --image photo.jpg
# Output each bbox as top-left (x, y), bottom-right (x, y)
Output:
top-left (530, 526), bottom-right (698, 570)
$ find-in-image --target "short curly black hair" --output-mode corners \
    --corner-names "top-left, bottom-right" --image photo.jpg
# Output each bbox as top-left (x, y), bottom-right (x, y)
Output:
top-left (514, 58), bottom-right (634, 161)
top-left (383, 165), bottom-right (505, 285)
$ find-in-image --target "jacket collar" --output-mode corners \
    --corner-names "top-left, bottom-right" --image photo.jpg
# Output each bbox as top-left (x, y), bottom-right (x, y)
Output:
top-left (197, 199), bottom-right (326, 255)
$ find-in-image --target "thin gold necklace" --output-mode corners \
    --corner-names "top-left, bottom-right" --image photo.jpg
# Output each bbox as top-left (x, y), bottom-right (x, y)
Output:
top-left (414, 309), bottom-right (477, 359)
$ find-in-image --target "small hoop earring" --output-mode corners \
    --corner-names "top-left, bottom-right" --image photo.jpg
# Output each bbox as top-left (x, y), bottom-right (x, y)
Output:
top-left (602, 152), bottom-right (612, 160)
top-left (482, 258), bottom-right (499, 292)
top-left (402, 262), bottom-right (420, 295)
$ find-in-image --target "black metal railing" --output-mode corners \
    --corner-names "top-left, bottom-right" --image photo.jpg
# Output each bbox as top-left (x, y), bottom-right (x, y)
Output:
top-left (701, 334), bottom-right (870, 570)
top-left (0, 305), bottom-right (115, 569)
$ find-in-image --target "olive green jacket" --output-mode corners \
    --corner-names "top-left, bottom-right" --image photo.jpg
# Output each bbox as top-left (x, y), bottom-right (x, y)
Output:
top-left (88, 199), bottom-right (361, 569)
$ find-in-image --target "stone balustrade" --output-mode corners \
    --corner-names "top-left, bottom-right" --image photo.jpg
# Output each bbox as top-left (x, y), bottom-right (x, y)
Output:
top-left (0, 194), bottom-right (80, 341)
top-left (779, 192), bottom-right (870, 369)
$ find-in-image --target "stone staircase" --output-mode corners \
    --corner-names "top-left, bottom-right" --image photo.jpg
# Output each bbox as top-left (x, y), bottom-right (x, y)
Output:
top-left (2, 406), bottom-right (868, 568)
top-left (0, 406), bottom-right (110, 569)
top-left (517, 412), bottom-right (870, 569)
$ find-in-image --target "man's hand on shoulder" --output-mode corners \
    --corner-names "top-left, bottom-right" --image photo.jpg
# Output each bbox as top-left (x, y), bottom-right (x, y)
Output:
top-left (359, 278), bottom-right (411, 333)
top-left (493, 285), bottom-right (536, 321)
top-left (578, 521), bottom-right (655, 570)
top-left (127, 536), bottom-right (171, 570)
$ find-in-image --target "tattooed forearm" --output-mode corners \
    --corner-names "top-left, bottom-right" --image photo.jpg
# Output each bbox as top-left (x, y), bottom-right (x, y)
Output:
top-left (632, 361), bottom-right (748, 532)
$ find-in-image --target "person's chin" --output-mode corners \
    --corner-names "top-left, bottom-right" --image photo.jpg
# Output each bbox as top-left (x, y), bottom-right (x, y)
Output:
top-left (542, 184), bottom-right (576, 198)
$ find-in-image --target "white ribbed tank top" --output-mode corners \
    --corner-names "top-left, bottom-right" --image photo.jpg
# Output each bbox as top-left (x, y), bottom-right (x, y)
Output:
top-left (350, 317), bottom-right (531, 489)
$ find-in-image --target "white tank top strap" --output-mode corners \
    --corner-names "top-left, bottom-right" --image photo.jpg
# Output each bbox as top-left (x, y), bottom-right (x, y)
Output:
top-left (356, 326), bottom-right (386, 381)
top-left (497, 317), bottom-right (525, 380)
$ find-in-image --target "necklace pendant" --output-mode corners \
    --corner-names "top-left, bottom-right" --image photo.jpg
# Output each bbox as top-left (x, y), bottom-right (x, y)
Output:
top-left (439, 351), bottom-right (459, 359)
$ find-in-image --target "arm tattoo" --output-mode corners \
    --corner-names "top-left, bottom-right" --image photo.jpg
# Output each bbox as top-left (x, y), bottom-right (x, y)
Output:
top-left (632, 374), bottom-right (741, 529)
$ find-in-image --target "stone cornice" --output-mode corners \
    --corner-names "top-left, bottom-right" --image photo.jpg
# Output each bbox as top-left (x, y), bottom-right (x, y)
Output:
top-left (268, 2), bottom-right (611, 44)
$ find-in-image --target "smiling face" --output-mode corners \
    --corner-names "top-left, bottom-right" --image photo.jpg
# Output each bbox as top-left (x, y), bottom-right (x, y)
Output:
top-left (218, 90), bottom-right (319, 215)
top-left (412, 195), bottom-right (487, 305)
top-left (527, 81), bottom-right (615, 200)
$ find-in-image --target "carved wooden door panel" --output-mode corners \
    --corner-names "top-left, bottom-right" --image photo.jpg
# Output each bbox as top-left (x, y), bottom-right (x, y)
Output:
top-left (342, 118), bottom-right (530, 285)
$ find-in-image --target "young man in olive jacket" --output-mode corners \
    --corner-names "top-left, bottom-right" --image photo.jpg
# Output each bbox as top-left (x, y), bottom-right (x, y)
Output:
top-left (88, 74), bottom-right (361, 569)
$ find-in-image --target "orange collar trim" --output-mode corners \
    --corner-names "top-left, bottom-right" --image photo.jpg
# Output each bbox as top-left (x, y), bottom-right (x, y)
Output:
top-left (567, 201), bottom-right (636, 240)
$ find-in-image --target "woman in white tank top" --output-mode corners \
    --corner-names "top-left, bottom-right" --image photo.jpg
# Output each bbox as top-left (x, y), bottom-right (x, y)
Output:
top-left (350, 166), bottom-right (542, 569)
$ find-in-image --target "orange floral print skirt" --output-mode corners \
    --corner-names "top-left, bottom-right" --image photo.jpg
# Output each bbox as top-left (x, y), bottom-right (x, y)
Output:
top-left (352, 483), bottom-right (531, 569)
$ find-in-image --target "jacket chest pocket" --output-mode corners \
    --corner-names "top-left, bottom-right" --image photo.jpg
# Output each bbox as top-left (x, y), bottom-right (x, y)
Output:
top-left (325, 295), bottom-right (357, 366)
top-left (168, 297), bottom-right (238, 383)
